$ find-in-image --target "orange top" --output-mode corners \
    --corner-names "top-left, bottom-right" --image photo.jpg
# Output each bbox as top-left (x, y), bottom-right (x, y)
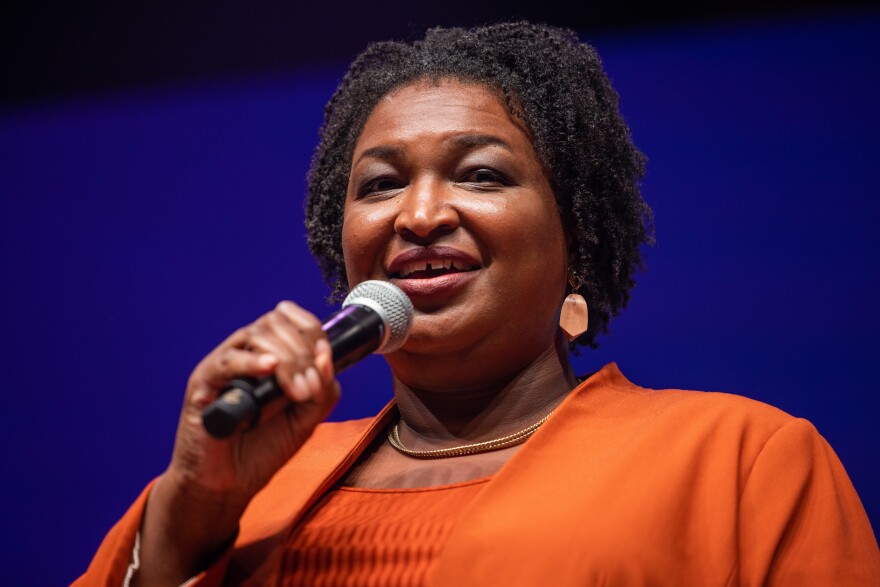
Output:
top-left (275, 479), bottom-right (490, 586)
top-left (76, 364), bottom-right (880, 586)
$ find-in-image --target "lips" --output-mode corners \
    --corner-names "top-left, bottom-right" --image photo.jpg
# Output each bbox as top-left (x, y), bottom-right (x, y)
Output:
top-left (387, 246), bottom-right (481, 297)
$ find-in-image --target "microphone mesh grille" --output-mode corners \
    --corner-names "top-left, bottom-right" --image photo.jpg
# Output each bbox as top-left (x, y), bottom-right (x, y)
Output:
top-left (342, 280), bottom-right (414, 353)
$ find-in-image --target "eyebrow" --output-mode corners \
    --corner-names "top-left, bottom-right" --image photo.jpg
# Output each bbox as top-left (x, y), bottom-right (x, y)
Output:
top-left (354, 145), bottom-right (404, 166)
top-left (448, 134), bottom-right (514, 153)
top-left (354, 134), bottom-right (514, 166)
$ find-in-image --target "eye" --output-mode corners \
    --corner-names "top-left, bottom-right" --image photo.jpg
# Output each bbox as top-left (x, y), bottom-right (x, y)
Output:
top-left (459, 168), bottom-right (509, 189)
top-left (358, 176), bottom-right (404, 198)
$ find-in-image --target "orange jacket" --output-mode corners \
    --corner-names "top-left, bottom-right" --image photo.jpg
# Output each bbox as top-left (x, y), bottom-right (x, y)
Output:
top-left (76, 363), bottom-right (880, 585)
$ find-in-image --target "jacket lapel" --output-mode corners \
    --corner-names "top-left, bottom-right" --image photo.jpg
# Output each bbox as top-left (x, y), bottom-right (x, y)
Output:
top-left (222, 402), bottom-right (397, 584)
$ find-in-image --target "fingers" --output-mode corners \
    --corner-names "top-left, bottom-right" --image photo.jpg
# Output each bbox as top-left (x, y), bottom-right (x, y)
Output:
top-left (251, 305), bottom-right (325, 402)
top-left (275, 301), bottom-right (323, 341)
top-left (277, 339), bottom-right (340, 444)
top-left (195, 348), bottom-right (279, 389)
top-left (291, 366), bottom-right (321, 403)
top-left (190, 301), bottom-right (336, 408)
top-left (279, 334), bottom-right (336, 405)
top-left (313, 338), bottom-right (334, 383)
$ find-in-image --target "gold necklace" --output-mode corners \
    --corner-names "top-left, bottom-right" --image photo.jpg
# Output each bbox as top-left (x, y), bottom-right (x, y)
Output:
top-left (387, 411), bottom-right (554, 459)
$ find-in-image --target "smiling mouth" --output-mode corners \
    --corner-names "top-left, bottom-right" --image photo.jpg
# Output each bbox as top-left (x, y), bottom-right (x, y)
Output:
top-left (391, 258), bottom-right (479, 279)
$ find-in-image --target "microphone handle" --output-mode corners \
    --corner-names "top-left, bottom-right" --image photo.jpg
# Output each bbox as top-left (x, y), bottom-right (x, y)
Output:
top-left (201, 305), bottom-right (385, 438)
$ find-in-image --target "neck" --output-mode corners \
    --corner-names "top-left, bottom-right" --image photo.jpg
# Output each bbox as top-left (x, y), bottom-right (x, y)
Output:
top-left (390, 336), bottom-right (577, 447)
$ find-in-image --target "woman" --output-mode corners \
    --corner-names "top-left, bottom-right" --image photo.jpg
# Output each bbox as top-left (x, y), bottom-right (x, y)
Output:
top-left (78, 22), bottom-right (879, 586)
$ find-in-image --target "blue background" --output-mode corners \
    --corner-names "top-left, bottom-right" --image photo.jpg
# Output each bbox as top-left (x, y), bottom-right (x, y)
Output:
top-left (1, 13), bottom-right (878, 584)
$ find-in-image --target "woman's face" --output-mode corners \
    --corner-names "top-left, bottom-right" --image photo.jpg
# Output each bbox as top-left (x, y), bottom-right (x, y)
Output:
top-left (342, 79), bottom-right (568, 374)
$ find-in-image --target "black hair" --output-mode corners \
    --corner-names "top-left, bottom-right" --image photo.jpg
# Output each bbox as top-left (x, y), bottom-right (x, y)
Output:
top-left (305, 21), bottom-right (653, 348)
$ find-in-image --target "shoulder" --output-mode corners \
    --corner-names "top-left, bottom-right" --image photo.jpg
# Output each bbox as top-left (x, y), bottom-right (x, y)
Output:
top-left (560, 363), bottom-right (860, 510)
top-left (545, 365), bottom-right (880, 583)
top-left (576, 362), bottom-right (802, 439)
top-left (562, 363), bottom-right (833, 482)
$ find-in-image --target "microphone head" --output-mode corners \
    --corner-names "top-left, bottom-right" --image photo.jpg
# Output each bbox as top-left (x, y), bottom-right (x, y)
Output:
top-left (342, 280), bottom-right (414, 353)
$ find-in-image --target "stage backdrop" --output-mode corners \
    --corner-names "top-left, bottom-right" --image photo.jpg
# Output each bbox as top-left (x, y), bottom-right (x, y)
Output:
top-left (1, 13), bottom-right (878, 585)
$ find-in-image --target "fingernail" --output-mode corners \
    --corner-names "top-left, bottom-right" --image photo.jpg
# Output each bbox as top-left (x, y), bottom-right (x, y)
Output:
top-left (321, 357), bottom-right (333, 382)
top-left (258, 354), bottom-right (278, 368)
top-left (315, 338), bottom-right (330, 355)
top-left (305, 367), bottom-right (321, 395)
top-left (291, 372), bottom-right (311, 402)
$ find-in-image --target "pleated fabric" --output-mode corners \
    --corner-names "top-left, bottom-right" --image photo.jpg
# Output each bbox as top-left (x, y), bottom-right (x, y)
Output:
top-left (276, 477), bottom-right (490, 586)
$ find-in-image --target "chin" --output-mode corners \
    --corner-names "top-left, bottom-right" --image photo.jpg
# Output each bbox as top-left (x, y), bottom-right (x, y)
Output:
top-left (397, 327), bottom-right (466, 355)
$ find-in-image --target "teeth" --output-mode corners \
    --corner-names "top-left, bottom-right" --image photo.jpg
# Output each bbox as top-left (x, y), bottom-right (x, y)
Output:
top-left (398, 258), bottom-right (475, 277)
top-left (401, 261), bottom-right (425, 276)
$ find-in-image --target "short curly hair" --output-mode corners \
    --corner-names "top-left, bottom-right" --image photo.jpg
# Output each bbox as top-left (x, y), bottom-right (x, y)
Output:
top-left (305, 21), bottom-right (653, 348)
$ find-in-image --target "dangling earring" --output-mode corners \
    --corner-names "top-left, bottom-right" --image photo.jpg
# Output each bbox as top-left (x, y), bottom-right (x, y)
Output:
top-left (560, 273), bottom-right (589, 341)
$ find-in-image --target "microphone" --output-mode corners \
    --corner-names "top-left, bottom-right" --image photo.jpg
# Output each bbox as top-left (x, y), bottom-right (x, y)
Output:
top-left (202, 280), bottom-right (414, 438)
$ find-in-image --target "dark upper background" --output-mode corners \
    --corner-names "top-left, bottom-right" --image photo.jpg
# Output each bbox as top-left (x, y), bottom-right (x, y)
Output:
top-left (2, 1), bottom-right (879, 584)
top-left (4, 0), bottom-right (876, 106)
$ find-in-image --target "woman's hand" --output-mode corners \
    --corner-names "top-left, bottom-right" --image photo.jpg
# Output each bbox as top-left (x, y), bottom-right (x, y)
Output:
top-left (135, 301), bottom-right (339, 586)
top-left (171, 300), bottom-right (338, 497)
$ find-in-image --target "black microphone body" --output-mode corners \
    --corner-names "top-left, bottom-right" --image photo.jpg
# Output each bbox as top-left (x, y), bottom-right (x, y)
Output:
top-left (201, 281), bottom-right (413, 438)
top-left (324, 304), bottom-right (387, 372)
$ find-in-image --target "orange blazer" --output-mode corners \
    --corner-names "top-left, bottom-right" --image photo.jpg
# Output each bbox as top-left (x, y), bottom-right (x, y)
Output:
top-left (76, 363), bottom-right (880, 586)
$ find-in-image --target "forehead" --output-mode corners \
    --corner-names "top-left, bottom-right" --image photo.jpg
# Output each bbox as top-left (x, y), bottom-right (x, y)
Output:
top-left (353, 79), bottom-right (533, 154)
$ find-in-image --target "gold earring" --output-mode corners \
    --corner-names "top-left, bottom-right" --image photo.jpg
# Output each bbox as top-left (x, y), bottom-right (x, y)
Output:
top-left (560, 274), bottom-right (589, 341)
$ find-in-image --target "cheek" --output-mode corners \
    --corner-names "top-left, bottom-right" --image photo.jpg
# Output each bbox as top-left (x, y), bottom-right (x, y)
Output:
top-left (341, 204), bottom-right (393, 279)
top-left (505, 202), bottom-right (569, 301)
top-left (340, 217), bottom-right (364, 278)
top-left (483, 198), bottom-right (567, 263)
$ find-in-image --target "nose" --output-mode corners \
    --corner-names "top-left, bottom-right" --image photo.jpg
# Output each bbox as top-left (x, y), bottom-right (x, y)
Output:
top-left (393, 178), bottom-right (460, 244)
